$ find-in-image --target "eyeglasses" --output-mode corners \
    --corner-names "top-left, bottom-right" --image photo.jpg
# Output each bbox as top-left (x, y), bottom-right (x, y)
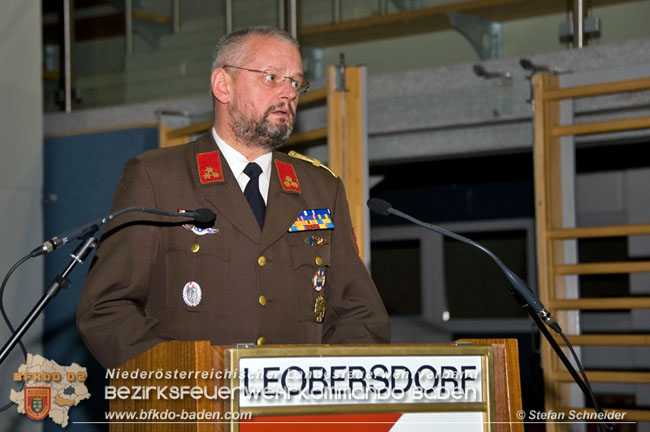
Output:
top-left (222, 65), bottom-right (311, 96)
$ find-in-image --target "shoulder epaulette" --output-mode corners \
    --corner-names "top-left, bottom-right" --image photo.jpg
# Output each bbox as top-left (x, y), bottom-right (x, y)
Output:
top-left (288, 150), bottom-right (338, 178)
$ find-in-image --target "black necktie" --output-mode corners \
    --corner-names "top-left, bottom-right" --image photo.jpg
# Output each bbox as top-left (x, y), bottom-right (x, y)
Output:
top-left (243, 162), bottom-right (265, 228)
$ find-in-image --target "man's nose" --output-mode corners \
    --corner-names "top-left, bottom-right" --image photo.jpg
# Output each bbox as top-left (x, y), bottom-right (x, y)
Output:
top-left (278, 78), bottom-right (298, 100)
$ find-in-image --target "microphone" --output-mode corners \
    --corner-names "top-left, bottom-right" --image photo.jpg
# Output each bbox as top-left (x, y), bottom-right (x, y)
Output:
top-left (367, 198), bottom-right (392, 216)
top-left (31, 207), bottom-right (216, 257)
top-left (177, 208), bottom-right (217, 225)
top-left (367, 198), bottom-right (560, 333)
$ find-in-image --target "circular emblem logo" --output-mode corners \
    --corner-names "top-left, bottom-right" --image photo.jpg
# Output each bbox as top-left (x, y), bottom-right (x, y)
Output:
top-left (182, 281), bottom-right (202, 307)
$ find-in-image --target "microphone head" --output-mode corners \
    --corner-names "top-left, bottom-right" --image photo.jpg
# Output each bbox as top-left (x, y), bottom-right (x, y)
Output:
top-left (519, 58), bottom-right (534, 70)
top-left (472, 64), bottom-right (487, 77)
top-left (367, 198), bottom-right (393, 216)
top-left (194, 208), bottom-right (217, 225)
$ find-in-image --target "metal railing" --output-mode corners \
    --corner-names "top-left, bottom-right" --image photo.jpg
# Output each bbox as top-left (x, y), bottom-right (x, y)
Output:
top-left (49, 0), bottom-right (619, 112)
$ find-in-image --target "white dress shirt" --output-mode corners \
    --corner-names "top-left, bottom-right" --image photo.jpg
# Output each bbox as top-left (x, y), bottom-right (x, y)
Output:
top-left (211, 128), bottom-right (272, 204)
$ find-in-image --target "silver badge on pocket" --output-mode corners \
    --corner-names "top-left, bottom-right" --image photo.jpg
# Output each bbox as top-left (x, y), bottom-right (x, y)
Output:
top-left (182, 281), bottom-right (202, 307)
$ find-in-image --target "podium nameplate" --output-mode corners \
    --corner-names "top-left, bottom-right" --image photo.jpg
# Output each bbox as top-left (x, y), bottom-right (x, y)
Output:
top-left (226, 344), bottom-right (496, 432)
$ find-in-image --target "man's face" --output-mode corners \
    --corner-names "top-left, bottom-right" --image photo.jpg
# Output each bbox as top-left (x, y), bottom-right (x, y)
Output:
top-left (227, 36), bottom-right (303, 151)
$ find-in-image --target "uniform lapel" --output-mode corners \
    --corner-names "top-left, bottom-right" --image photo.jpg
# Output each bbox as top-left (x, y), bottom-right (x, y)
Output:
top-left (260, 155), bottom-right (305, 250)
top-left (194, 134), bottom-right (262, 243)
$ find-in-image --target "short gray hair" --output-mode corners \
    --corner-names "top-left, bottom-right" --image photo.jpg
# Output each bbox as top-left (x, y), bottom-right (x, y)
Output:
top-left (211, 26), bottom-right (300, 73)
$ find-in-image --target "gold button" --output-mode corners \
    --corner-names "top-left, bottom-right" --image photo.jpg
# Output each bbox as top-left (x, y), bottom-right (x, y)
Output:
top-left (259, 295), bottom-right (267, 306)
top-left (190, 243), bottom-right (200, 253)
top-left (258, 256), bottom-right (267, 267)
top-left (315, 256), bottom-right (323, 266)
top-left (256, 336), bottom-right (266, 345)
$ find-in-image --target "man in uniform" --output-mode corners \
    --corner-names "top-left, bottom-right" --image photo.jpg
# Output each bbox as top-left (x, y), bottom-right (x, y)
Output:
top-left (77, 26), bottom-right (390, 369)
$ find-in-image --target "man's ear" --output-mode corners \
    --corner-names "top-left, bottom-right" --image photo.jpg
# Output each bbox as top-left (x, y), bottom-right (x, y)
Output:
top-left (211, 68), bottom-right (231, 104)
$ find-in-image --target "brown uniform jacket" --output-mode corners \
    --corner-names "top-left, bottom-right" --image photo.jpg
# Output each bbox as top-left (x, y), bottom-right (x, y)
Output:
top-left (77, 134), bottom-right (390, 368)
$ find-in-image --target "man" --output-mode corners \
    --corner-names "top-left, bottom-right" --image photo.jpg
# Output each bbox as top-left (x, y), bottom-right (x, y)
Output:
top-left (77, 26), bottom-right (390, 369)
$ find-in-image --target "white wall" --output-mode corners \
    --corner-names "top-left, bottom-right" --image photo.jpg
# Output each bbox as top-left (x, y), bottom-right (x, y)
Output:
top-left (0, 1), bottom-right (43, 431)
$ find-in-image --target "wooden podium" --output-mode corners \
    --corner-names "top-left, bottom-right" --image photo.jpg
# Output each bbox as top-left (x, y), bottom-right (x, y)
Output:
top-left (109, 339), bottom-right (523, 432)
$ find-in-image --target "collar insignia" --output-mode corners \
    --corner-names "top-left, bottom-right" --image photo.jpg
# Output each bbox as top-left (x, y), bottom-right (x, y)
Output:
top-left (197, 150), bottom-right (224, 184)
top-left (275, 160), bottom-right (301, 193)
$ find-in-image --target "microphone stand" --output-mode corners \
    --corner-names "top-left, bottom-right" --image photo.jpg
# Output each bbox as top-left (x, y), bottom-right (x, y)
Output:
top-left (0, 233), bottom-right (98, 366)
top-left (508, 283), bottom-right (598, 403)
top-left (368, 199), bottom-right (613, 431)
top-left (0, 206), bottom-right (216, 367)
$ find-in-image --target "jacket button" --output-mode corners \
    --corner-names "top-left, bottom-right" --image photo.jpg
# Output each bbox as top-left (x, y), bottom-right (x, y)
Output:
top-left (315, 256), bottom-right (323, 266)
top-left (190, 243), bottom-right (200, 253)
top-left (259, 295), bottom-right (267, 306)
top-left (258, 256), bottom-right (267, 266)
top-left (256, 336), bottom-right (266, 345)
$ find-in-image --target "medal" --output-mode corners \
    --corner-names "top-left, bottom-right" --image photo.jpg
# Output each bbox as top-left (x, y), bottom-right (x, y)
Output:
top-left (314, 295), bottom-right (325, 323)
top-left (183, 224), bottom-right (219, 235)
top-left (312, 268), bottom-right (326, 292)
top-left (182, 281), bottom-right (202, 307)
top-left (289, 209), bottom-right (334, 232)
top-left (302, 235), bottom-right (328, 246)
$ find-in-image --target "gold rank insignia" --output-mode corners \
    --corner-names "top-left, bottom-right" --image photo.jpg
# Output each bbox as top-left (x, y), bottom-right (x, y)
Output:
top-left (288, 150), bottom-right (338, 178)
top-left (314, 295), bottom-right (325, 323)
top-left (197, 150), bottom-right (224, 184)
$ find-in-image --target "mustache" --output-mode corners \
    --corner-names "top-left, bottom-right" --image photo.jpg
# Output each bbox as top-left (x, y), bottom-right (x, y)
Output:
top-left (263, 102), bottom-right (295, 120)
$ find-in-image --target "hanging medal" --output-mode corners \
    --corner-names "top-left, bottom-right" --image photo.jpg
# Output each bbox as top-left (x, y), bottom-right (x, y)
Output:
top-left (314, 295), bottom-right (325, 323)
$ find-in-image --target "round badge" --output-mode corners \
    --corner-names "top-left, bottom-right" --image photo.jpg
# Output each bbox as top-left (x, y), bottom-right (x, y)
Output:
top-left (312, 268), bottom-right (326, 292)
top-left (182, 281), bottom-right (202, 307)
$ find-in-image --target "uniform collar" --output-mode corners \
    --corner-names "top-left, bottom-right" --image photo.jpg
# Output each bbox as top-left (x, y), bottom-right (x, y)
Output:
top-left (211, 128), bottom-right (272, 201)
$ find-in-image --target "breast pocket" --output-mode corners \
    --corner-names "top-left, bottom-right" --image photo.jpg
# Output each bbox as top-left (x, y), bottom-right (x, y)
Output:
top-left (165, 226), bottom-right (230, 314)
top-left (288, 231), bottom-right (332, 322)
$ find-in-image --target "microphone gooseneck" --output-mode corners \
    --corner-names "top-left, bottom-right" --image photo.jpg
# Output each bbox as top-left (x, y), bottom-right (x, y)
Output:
top-left (367, 198), bottom-right (557, 330)
top-left (31, 207), bottom-right (217, 257)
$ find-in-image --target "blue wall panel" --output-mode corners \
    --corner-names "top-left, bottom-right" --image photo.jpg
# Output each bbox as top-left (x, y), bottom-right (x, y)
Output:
top-left (43, 127), bottom-right (157, 431)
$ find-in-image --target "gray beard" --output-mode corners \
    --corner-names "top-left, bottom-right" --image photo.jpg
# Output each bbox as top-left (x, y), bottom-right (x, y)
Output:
top-left (229, 101), bottom-right (294, 151)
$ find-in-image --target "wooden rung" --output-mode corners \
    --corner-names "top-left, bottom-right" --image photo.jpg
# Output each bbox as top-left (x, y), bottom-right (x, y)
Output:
top-left (554, 407), bottom-right (650, 422)
top-left (555, 261), bottom-right (650, 275)
top-left (283, 127), bottom-right (328, 146)
top-left (549, 297), bottom-right (650, 310)
top-left (299, 87), bottom-right (327, 105)
top-left (166, 120), bottom-right (212, 139)
top-left (43, 70), bottom-right (60, 81)
top-left (548, 224), bottom-right (650, 239)
top-left (542, 76), bottom-right (650, 101)
top-left (132, 9), bottom-right (173, 26)
top-left (556, 334), bottom-right (650, 346)
top-left (162, 87), bottom-right (326, 141)
top-left (551, 116), bottom-right (650, 137)
top-left (553, 370), bottom-right (650, 384)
